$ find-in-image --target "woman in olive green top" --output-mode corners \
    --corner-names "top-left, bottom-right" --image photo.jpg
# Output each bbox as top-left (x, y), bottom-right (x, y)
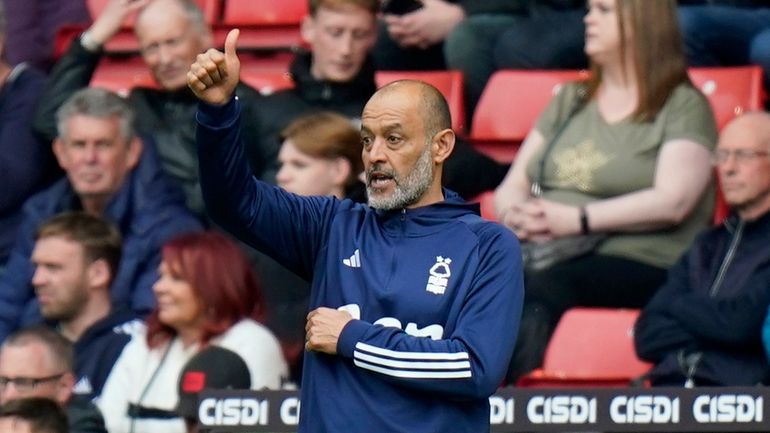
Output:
top-left (494, 0), bottom-right (718, 382)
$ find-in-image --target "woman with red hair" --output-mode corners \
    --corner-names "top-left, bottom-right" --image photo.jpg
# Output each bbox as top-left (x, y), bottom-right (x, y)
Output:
top-left (97, 231), bottom-right (287, 433)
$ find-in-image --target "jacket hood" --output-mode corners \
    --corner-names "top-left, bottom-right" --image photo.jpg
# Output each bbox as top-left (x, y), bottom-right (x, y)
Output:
top-left (289, 51), bottom-right (377, 105)
top-left (71, 307), bottom-right (141, 346)
top-left (44, 307), bottom-right (140, 349)
top-left (376, 189), bottom-right (481, 236)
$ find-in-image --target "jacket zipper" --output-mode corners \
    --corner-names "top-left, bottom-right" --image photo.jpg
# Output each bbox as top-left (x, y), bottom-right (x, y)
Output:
top-left (683, 219), bottom-right (745, 387)
top-left (708, 219), bottom-right (745, 297)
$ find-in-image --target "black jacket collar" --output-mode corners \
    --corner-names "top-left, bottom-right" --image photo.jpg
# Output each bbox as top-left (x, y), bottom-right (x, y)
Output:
top-left (289, 51), bottom-right (377, 105)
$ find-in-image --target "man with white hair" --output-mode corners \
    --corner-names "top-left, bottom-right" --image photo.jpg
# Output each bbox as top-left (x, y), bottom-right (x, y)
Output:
top-left (0, 87), bottom-right (200, 343)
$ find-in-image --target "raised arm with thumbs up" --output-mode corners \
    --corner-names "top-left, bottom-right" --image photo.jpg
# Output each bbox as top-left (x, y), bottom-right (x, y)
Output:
top-left (188, 29), bottom-right (241, 106)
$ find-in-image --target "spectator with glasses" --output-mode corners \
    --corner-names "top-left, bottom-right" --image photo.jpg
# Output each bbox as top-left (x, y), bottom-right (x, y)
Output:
top-left (636, 111), bottom-right (770, 386)
top-left (0, 325), bottom-right (107, 433)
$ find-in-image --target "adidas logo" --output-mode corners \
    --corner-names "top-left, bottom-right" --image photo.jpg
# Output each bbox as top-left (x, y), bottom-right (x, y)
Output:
top-left (343, 249), bottom-right (361, 268)
top-left (73, 376), bottom-right (93, 395)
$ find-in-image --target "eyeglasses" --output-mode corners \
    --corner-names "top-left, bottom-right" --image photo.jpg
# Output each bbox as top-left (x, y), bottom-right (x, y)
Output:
top-left (0, 373), bottom-right (65, 392)
top-left (712, 148), bottom-right (770, 165)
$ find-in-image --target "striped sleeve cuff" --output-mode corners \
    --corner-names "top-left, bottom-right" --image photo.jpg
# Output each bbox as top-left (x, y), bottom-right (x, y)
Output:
top-left (353, 342), bottom-right (472, 379)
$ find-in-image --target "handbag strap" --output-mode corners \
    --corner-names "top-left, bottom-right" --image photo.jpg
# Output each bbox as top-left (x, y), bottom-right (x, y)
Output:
top-left (531, 83), bottom-right (588, 197)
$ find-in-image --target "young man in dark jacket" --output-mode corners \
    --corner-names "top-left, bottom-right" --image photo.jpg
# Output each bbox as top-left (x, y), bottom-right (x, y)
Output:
top-left (31, 212), bottom-right (140, 399)
top-left (0, 87), bottom-right (201, 343)
top-left (256, 0), bottom-right (507, 198)
top-left (635, 111), bottom-right (770, 386)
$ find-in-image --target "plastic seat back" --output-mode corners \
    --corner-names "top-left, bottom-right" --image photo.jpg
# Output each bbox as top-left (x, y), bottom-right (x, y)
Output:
top-left (688, 66), bottom-right (765, 131)
top-left (219, 0), bottom-right (307, 50)
top-left (90, 57), bottom-right (155, 96)
top-left (471, 69), bottom-right (588, 163)
top-left (518, 308), bottom-right (651, 387)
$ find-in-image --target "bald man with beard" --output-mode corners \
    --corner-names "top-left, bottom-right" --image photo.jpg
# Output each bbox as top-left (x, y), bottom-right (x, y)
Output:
top-left (187, 29), bottom-right (524, 433)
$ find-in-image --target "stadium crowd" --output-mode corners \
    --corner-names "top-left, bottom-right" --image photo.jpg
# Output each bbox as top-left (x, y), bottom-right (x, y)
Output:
top-left (1, 0), bottom-right (770, 431)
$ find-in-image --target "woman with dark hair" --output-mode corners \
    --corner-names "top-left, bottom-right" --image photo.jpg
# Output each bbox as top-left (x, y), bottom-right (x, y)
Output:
top-left (97, 231), bottom-right (287, 433)
top-left (494, 0), bottom-right (718, 382)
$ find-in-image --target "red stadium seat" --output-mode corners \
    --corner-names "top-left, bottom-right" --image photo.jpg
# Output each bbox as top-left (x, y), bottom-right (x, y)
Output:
top-left (239, 52), bottom-right (295, 94)
top-left (687, 67), bottom-right (764, 225)
top-left (90, 57), bottom-right (156, 96)
top-left (375, 70), bottom-right (467, 133)
top-left (713, 179), bottom-right (729, 225)
top-left (517, 308), bottom-right (651, 388)
top-left (688, 66), bottom-right (765, 131)
top-left (219, 0), bottom-right (307, 51)
top-left (468, 191), bottom-right (498, 222)
top-left (471, 69), bottom-right (589, 163)
top-left (240, 69), bottom-right (295, 95)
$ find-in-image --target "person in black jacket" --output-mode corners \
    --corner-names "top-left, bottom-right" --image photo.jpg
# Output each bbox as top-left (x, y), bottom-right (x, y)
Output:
top-left (635, 111), bottom-right (770, 386)
top-left (32, 0), bottom-right (268, 221)
top-left (31, 212), bottom-right (139, 400)
top-left (256, 0), bottom-right (507, 199)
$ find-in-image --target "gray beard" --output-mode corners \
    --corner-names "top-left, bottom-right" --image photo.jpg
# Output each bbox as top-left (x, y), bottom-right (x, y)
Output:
top-left (367, 145), bottom-right (434, 210)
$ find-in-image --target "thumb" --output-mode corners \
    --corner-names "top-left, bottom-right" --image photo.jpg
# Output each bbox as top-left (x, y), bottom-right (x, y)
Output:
top-left (224, 28), bottom-right (240, 61)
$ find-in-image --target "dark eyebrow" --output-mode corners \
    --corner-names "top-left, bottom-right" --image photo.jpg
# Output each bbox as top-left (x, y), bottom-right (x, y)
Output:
top-left (382, 123), bottom-right (405, 135)
top-left (360, 123), bottom-right (405, 136)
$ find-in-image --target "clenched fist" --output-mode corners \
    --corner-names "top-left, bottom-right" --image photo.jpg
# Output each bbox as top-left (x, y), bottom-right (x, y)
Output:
top-left (305, 307), bottom-right (354, 355)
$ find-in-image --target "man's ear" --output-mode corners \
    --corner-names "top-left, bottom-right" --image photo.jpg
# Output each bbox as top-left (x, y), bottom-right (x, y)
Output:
top-left (330, 157), bottom-right (352, 188)
top-left (52, 138), bottom-right (68, 170)
top-left (87, 258), bottom-right (111, 290)
top-left (55, 372), bottom-right (76, 406)
top-left (300, 15), bottom-right (317, 45)
top-left (126, 137), bottom-right (143, 170)
top-left (432, 129), bottom-right (455, 164)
